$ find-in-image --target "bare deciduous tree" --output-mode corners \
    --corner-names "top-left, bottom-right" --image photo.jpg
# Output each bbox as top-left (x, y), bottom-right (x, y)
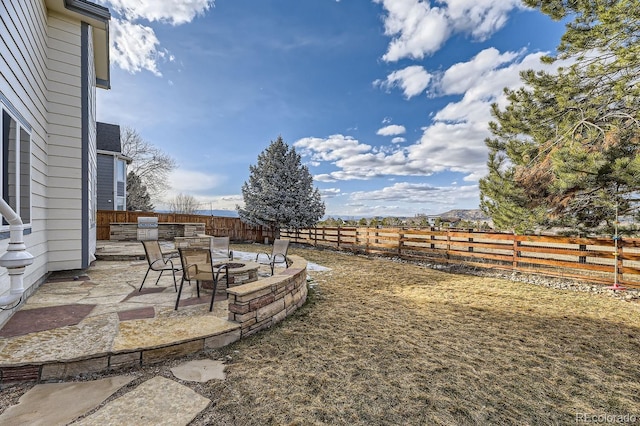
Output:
top-left (121, 126), bottom-right (176, 202)
top-left (169, 193), bottom-right (199, 214)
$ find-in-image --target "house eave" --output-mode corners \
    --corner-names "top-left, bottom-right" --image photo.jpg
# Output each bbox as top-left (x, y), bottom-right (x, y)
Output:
top-left (97, 150), bottom-right (133, 164)
top-left (45, 0), bottom-right (111, 89)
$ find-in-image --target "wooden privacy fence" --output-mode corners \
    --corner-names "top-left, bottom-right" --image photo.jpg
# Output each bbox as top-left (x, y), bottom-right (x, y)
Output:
top-left (280, 227), bottom-right (640, 288)
top-left (97, 210), bottom-right (274, 243)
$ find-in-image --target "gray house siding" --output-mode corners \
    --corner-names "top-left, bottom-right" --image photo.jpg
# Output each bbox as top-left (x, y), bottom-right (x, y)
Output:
top-left (96, 122), bottom-right (120, 152)
top-left (96, 153), bottom-right (114, 210)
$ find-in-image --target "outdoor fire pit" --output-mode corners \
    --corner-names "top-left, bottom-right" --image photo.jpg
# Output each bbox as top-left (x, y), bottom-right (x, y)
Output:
top-left (201, 261), bottom-right (260, 289)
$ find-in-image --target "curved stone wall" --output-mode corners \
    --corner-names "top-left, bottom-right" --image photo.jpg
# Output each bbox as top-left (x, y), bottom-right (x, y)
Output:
top-left (227, 255), bottom-right (308, 337)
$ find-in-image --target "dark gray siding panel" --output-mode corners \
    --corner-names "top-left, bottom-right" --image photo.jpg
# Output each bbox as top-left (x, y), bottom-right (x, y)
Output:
top-left (97, 154), bottom-right (114, 210)
top-left (96, 122), bottom-right (121, 152)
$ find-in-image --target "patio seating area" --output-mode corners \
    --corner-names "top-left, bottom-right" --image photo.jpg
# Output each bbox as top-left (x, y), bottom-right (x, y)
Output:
top-left (0, 241), bottom-right (305, 384)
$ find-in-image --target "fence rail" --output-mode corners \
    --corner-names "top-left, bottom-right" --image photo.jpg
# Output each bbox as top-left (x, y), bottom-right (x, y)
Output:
top-left (97, 210), bottom-right (274, 243)
top-left (280, 227), bottom-right (640, 288)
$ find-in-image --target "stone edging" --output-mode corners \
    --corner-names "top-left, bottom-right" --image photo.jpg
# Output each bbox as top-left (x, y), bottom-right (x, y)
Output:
top-left (0, 256), bottom-right (308, 384)
top-left (227, 255), bottom-right (308, 337)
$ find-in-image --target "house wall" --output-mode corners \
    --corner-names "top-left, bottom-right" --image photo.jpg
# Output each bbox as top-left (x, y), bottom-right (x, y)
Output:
top-left (97, 154), bottom-right (115, 210)
top-left (84, 23), bottom-right (98, 265)
top-left (0, 1), bottom-right (102, 325)
top-left (0, 0), bottom-right (52, 324)
top-left (47, 10), bottom-right (88, 270)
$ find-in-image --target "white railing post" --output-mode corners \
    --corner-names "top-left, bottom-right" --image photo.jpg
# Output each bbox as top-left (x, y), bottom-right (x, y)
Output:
top-left (0, 198), bottom-right (34, 306)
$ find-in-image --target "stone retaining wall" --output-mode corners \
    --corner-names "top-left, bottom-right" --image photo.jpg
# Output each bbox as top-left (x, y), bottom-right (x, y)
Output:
top-left (0, 255), bottom-right (308, 383)
top-left (174, 236), bottom-right (210, 249)
top-left (227, 255), bottom-right (308, 337)
top-left (109, 223), bottom-right (205, 241)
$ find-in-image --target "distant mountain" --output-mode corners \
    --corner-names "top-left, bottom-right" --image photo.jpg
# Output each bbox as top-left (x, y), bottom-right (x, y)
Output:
top-left (152, 209), bottom-right (239, 217)
top-left (435, 209), bottom-right (490, 222)
top-left (194, 209), bottom-right (239, 217)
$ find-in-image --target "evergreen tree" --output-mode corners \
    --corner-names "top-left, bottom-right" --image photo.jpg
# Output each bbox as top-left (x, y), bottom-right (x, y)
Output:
top-left (480, 0), bottom-right (640, 233)
top-left (237, 136), bottom-right (325, 238)
top-left (126, 171), bottom-right (154, 211)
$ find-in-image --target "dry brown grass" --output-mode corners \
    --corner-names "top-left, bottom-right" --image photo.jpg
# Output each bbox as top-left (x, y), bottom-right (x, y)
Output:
top-left (185, 244), bottom-right (640, 425)
top-left (5, 243), bottom-right (637, 424)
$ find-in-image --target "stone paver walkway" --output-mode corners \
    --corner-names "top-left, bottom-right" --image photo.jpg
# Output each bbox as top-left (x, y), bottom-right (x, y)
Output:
top-left (0, 359), bottom-right (227, 425)
top-left (0, 241), bottom-right (240, 424)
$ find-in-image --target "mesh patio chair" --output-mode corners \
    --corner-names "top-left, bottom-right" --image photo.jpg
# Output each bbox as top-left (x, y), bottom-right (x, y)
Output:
top-left (139, 240), bottom-right (181, 292)
top-left (210, 236), bottom-right (233, 262)
top-left (176, 247), bottom-right (229, 311)
top-left (256, 238), bottom-right (290, 275)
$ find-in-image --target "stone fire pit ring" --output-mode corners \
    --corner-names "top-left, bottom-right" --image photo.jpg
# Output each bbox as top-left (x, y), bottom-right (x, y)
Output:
top-left (208, 260), bottom-right (259, 287)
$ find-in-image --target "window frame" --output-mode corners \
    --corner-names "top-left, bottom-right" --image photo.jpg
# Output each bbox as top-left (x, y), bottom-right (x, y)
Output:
top-left (0, 102), bottom-right (32, 228)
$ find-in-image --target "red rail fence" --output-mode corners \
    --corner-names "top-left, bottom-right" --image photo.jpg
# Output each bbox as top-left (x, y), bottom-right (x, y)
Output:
top-left (280, 227), bottom-right (640, 288)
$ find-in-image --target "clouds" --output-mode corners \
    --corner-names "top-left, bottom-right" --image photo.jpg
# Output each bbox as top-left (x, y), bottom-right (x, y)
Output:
top-left (298, 47), bottom-right (556, 186)
top-left (374, 65), bottom-right (432, 99)
top-left (352, 182), bottom-right (478, 205)
top-left (375, 0), bottom-right (451, 62)
top-left (107, 0), bottom-right (212, 25)
top-left (110, 19), bottom-right (167, 76)
top-left (169, 169), bottom-right (226, 193)
top-left (377, 124), bottom-right (406, 136)
top-left (104, 0), bottom-right (213, 76)
top-left (375, 0), bottom-right (525, 62)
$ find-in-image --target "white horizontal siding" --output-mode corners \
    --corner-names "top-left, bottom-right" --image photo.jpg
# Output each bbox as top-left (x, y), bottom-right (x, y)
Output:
top-left (0, 0), bottom-right (51, 326)
top-left (47, 10), bottom-right (85, 271)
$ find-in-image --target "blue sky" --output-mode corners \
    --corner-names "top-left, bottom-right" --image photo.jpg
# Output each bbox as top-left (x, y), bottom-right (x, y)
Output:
top-left (96, 0), bottom-right (567, 218)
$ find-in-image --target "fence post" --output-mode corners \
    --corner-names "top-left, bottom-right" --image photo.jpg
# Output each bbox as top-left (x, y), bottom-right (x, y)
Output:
top-left (430, 227), bottom-right (435, 249)
top-left (579, 244), bottom-right (587, 264)
top-left (398, 230), bottom-right (403, 256)
top-left (513, 235), bottom-right (520, 270)
top-left (617, 238), bottom-right (624, 285)
top-left (337, 226), bottom-right (341, 249)
top-left (468, 228), bottom-right (474, 253)
top-left (365, 227), bottom-right (370, 253)
top-left (446, 229), bottom-right (451, 264)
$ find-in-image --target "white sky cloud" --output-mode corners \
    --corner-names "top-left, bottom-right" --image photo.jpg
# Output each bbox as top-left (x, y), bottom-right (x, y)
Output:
top-left (391, 137), bottom-right (406, 144)
top-left (374, 65), bottom-right (431, 99)
top-left (375, 0), bottom-right (526, 62)
top-left (110, 19), bottom-right (165, 76)
top-left (295, 135), bottom-right (372, 162)
top-left (169, 169), bottom-right (226, 193)
top-left (300, 48), bottom-right (561, 186)
top-left (351, 182), bottom-right (478, 205)
top-left (104, 0), bottom-right (213, 76)
top-left (446, 0), bottom-right (525, 40)
top-left (377, 124), bottom-right (407, 136)
top-left (437, 47), bottom-right (521, 95)
top-left (374, 0), bottom-right (451, 61)
top-left (106, 0), bottom-right (213, 25)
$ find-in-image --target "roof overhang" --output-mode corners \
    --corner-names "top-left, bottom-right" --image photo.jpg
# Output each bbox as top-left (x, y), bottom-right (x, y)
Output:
top-left (97, 150), bottom-right (133, 164)
top-left (45, 0), bottom-right (111, 89)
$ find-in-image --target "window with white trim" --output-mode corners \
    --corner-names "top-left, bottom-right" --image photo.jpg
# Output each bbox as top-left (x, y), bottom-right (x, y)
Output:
top-left (1, 108), bottom-right (31, 225)
top-left (115, 158), bottom-right (126, 211)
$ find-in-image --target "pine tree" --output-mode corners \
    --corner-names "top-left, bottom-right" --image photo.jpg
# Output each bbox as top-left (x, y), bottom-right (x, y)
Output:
top-left (480, 0), bottom-right (640, 233)
top-left (126, 171), bottom-right (154, 211)
top-left (237, 136), bottom-right (325, 238)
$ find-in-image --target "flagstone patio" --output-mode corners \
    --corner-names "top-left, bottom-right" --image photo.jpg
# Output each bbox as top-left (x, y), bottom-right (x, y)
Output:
top-left (0, 241), bottom-right (284, 383)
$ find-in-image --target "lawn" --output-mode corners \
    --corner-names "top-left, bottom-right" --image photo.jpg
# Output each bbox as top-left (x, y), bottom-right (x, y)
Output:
top-left (4, 243), bottom-right (638, 425)
top-left (189, 244), bottom-right (640, 425)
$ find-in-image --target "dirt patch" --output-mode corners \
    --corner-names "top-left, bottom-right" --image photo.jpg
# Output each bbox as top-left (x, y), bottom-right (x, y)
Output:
top-left (3, 243), bottom-right (640, 425)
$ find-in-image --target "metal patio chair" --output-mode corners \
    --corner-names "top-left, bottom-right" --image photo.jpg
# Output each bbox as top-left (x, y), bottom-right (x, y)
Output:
top-left (176, 247), bottom-right (229, 311)
top-left (256, 238), bottom-right (290, 275)
top-left (139, 240), bottom-right (181, 292)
